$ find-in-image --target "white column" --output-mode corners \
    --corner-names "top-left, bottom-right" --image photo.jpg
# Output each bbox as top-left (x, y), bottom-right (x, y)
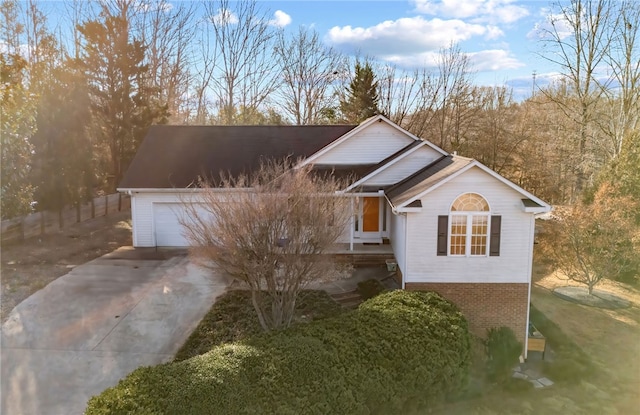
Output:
top-left (349, 197), bottom-right (354, 251)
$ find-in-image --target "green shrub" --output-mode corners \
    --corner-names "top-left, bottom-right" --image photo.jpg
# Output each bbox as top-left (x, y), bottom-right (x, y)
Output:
top-left (86, 290), bottom-right (472, 415)
top-left (485, 327), bottom-right (522, 382)
top-left (174, 290), bottom-right (342, 362)
top-left (356, 278), bottom-right (386, 300)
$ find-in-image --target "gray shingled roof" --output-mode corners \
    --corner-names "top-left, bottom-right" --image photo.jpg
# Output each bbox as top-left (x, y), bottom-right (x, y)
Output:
top-left (119, 124), bottom-right (357, 189)
top-left (387, 155), bottom-right (475, 207)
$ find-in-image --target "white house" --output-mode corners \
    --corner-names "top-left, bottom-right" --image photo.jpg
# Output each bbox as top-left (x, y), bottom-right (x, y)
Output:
top-left (118, 115), bottom-right (551, 351)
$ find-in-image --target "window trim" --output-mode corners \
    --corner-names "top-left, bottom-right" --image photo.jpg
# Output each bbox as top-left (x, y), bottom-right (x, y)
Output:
top-left (448, 213), bottom-right (491, 257)
top-left (448, 193), bottom-right (491, 258)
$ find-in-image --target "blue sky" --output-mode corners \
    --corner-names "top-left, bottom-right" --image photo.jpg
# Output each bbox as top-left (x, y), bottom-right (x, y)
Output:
top-left (26, 0), bottom-right (564, 98)
top-left (259, 0), bottom-right (562, 96)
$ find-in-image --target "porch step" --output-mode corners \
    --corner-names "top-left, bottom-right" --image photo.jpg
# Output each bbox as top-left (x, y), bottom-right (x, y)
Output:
top-left (331, 290), bottom-right (364, 309)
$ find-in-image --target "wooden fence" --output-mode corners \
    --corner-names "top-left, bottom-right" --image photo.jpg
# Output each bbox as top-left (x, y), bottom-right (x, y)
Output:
top-left (1, 193), bottom-right (130, 244)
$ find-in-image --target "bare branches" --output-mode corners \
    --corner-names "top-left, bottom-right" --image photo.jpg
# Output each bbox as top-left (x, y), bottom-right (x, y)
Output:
top-left (180, 160), bottom-right (350, 331)
top-left (537, 0), bottom-right (619, 194)
top-left (548, 183), bottom-right (638, 294)
top-left (274, 27), bottom-right (342, 124)
top-left (203, 0), bottom-right (280, 125)
top-left (134, 1), bottom-right (197, 124)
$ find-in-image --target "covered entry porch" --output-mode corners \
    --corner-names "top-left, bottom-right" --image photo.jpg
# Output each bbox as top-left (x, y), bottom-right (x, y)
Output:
top-left (346, 193), bottom-right (391, 247)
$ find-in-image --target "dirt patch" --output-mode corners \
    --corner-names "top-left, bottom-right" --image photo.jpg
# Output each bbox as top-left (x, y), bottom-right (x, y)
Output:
top-left (1, 211), bottom-right (132, 323)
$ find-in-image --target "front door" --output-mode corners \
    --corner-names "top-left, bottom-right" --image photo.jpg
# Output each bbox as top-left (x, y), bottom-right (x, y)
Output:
top-left (362, 197), bottom-right (380, 232)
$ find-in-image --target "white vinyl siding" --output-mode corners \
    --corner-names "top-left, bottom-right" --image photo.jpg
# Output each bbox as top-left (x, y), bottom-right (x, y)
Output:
top-left (360, 147), bottom-right (441, 186)
top-left (390, 211), bottom-right (407, 278)
top-left (404, 166), bottom-right (535, 284)
top-left (311, 122), bottom-right (414, 165)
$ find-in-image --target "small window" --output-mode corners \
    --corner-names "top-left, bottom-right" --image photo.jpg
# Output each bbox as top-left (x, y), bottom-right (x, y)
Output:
top-left (449, 193), bottom-right (490, 257)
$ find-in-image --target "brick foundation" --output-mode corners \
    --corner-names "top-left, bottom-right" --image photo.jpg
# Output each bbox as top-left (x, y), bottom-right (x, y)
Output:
top-left (404, 283), bottom-right (529, 346)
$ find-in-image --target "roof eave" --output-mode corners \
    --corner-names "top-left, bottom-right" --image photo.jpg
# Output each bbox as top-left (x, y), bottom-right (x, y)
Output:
top-left (396, 206), bottom-right (422, 213)
top-left (523, 205), bottom-right (552, 214)
top-left (395, 159), bottom-right (552, 211)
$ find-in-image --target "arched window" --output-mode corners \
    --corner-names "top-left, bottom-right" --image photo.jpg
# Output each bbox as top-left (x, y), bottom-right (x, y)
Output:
top-left (449, 193), bottom-right (490, 256)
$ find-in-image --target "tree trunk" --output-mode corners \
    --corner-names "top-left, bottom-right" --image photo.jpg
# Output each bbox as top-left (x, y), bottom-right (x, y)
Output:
top-left (251, 290), bottom-right (270, 332)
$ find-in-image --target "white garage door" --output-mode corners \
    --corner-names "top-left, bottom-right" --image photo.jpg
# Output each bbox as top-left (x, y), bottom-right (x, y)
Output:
top-left (153, 203), bottom-right (191, 246)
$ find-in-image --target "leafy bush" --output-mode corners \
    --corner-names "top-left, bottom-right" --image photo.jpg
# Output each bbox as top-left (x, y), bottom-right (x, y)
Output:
top-left (485, 327), bottom-right (522, 382)
top-left (86, 291), bottom-right (471, 415)
top-left (174, 290), bottom-right (342, 362)
top-left (356, 278), bottom-right (386, 300)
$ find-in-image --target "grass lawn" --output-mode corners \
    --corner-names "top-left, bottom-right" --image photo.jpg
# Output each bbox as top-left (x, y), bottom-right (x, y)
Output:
top-left (428, 274), bottom-right (640, 415)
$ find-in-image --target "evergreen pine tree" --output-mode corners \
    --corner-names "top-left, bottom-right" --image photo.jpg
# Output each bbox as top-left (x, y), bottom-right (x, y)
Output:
top-left (340, 61), bottom-right (380, 123)
top-left (76, 7), bottom-right (168, 191)
top-left (30, 63), bottom-right (94, 213)
top-left (0, 54), bottom-right (36, 218)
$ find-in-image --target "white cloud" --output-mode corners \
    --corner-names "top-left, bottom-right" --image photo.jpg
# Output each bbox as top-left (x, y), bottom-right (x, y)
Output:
top-left (269, 10), bottom-right (292, 28)
top-left (211, 8), bottom-right (238, 25)
top-left (412, 0), bottom-right (529, 24)
top-left (467, 49), bottom-right (525, 71)
top-left (527, 11), bottom-right (573, 40)
top-left (327, 16), bottom-right (490, 56)
top-left (485, 25), bottom-right (504, 40)
top-left (325, 15), bottom-right (518, 72)
top-left (382, 51), bottom-right (440, 68)
top-left (361, 48), bottom-right (523, 73)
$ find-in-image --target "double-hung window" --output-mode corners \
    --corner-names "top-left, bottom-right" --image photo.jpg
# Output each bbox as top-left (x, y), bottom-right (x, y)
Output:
top-left (437, 193), bottom-right (501, 257)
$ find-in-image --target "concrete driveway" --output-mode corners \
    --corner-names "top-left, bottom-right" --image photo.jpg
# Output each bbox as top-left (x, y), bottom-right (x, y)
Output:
top-left (1, 247), bottom-right (229, 415)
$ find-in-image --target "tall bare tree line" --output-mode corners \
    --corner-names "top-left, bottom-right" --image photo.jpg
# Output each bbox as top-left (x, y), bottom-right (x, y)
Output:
top-left (1, 0), bottom-right (638, 219)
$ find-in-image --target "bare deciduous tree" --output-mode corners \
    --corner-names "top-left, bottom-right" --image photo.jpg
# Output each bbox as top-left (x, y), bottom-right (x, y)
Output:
top-left (134, 0), bottom-right (197, 124)
top-left (432, 43), bottom-right (475, 151)
top-left (204, 0), bottom-right (280, 125)
top-left (601, 0), bottom-right (640, 159)
top-left (549, 183), bottom-right (638, 294)
top-left (377, 64), bottom-right (436, 129)
top-left (466, 86), bottom-right (528, 174)
top-left (274, 27), bottom-right (342, 124)
top-left (538, 0), bottom-right (617, 194)
top-left (180, 160), bottom-right (351, 331)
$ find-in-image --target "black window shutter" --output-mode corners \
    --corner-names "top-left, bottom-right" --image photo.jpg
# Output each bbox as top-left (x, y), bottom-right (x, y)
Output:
top-left (490, 215), bottom-right (501, 256)
top-left (437, 215), bottom-right (448, 256)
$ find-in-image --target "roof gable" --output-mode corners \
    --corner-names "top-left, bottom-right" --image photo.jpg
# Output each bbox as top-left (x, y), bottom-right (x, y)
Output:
top-left (346, 142), bottom-right (443, 190)
top-left (302, 115), bottom-right (447, 167)
top-left (118, 124), bottom-right (356, 189)
top-left (389, 156), bottom-right (551, 212)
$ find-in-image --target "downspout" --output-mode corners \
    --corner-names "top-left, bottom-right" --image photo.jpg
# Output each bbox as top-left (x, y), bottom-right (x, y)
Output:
top-left (125, 190), bottom-right (136, 247)
top-left (385, 194), bottom-right (407, 289)
top-left (402, 212), bottom-right (407, 290)
top-left (524, 214), bottom-right (535, 360)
